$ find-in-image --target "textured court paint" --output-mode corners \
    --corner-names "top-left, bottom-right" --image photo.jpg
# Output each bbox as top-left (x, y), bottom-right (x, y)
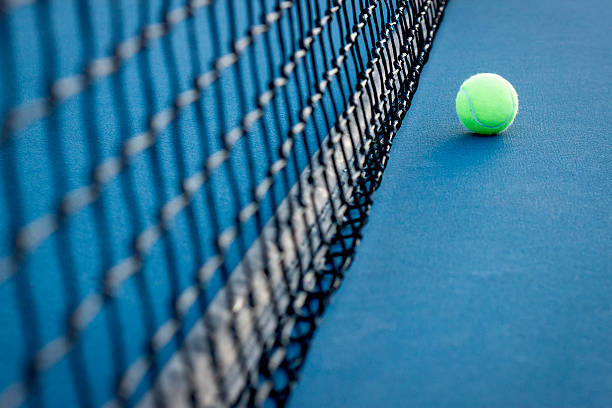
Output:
top-left (290, 0), bottom-right (612, 407)
top-left (455, 73), bottom-right (518, 134)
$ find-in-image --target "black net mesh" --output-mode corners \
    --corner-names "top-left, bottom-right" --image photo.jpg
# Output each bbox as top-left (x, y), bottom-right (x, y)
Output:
top-left (0, 0), bottom-right (447, 406)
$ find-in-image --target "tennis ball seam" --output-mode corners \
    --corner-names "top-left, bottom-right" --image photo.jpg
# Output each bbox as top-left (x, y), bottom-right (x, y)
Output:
top-left (460, 83), bottom-right (516, 129)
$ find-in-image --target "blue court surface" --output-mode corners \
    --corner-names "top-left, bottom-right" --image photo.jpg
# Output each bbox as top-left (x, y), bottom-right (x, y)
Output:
top-left (290, 0), bottom-right (612, 407)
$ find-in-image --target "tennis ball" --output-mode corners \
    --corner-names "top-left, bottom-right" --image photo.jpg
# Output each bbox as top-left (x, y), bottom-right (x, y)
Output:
top-left (455, 73), bottom-right (518, 135)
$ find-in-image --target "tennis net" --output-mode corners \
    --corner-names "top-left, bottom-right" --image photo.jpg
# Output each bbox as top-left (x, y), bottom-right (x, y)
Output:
top-left (0, 0), bottom-right (447, 406)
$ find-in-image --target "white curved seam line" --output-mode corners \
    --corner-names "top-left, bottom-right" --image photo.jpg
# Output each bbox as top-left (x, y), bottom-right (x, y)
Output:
top-left (460, 84), bottom-right (515, 129)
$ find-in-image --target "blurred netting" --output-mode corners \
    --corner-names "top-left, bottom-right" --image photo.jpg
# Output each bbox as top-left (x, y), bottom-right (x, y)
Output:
top-left (0, 0), bottom-right (447, 406)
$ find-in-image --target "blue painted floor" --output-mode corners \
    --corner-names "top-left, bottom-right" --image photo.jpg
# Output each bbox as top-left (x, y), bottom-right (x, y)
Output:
top-left (289, 0), bottom-right (612, 406)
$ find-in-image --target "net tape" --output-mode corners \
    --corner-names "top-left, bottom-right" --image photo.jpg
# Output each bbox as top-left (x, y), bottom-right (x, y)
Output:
top-left (0, 0), bottom-right (447, 406)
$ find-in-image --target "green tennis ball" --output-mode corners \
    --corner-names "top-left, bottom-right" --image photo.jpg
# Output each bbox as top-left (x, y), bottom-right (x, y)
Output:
top-left (455, 73), bottom-right (518, 135)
